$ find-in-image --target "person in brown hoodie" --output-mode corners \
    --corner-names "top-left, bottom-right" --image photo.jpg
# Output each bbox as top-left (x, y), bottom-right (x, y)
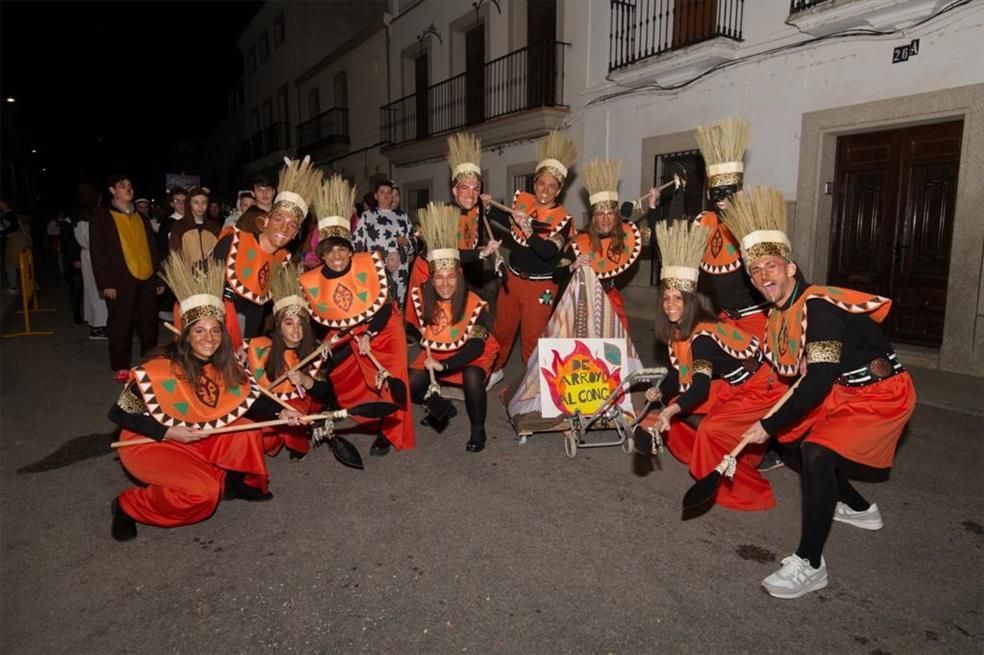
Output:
top-left (168, 186), bottom-right (221, 266)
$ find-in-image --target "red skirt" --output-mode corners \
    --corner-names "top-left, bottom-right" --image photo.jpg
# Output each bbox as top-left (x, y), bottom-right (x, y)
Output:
top-left (410, 336), bottom-right (500, 384)
top-left (117, 420), bottom-right (269, 528)
top-left (783, 372), bottom-right (916, 468)
top-left (329, 305), bottom-right (415, 450)
top-left (262, 395), bottom-right (316, 457)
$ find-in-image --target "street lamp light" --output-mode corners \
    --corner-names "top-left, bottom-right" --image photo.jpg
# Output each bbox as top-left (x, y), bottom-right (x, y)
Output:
top-left (4, 97), bottom-right (15, 103)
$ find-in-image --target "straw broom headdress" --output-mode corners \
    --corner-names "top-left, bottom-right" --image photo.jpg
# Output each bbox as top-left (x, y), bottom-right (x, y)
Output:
top-left (535, 131), bottom-right (578, 187)
top-left (270, 261), bottom-right (307, 322)
top-left (448, 132), bottom-right (482, 183)
top-left (581, 158), bottom-right (621, 212)
top-left (158, 251), bottom-right (226, 326)
top-left (313, 174), bottom-right (357, 242)
top-left (695, 118), bottom-right (749, 189)
top-left (419, 202), bottom-right (462, 271)
top-left (271, 155), bottom-right (323, 222)
top-left (654, 220), bottom-right (709, 294)
top-left (722, 186), bottom-right (791, 267)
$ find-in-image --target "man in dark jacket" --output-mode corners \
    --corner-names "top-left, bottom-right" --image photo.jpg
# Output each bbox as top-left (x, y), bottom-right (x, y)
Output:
top-left (89, 174), bottom-right (162, 382)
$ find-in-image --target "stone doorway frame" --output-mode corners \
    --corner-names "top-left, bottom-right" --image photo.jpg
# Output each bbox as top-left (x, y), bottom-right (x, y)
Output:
top-left (793, 83), bottom-right (984, 377)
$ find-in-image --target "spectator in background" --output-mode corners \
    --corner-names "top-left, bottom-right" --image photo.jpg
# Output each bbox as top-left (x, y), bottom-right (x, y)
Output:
top-left (169, 186), bottom-right (221, 266)
top-left (1, 199), bottom-right (20, 293)
top-left (89, 174), bottom-right (162, 382)
top-left (207, 199), bottom-right (224, 225)
top-left (352, 179), bottom-right (416, 305)
top-left (57, 211), bottom-right (84, 324)
top-left (156, 187), bottom-right (187, 258)
top-left (230, 173), bottom-right (275, 236)
top-left (74, 199), bottom-right (109, 339)
top-left (224, 190), bottom-right (255, 228)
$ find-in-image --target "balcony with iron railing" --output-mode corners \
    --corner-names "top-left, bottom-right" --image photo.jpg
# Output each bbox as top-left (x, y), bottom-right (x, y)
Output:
top-left (609, 0), bottom-right (744, 72)
top-left (296, 108), bottom-right (350, 154)
top-left (246, 122), bottom-right (292, 162)
top-left (380, 40), bottom-right (569, 164)
top-left (786, 0), bottom-right (945, 35)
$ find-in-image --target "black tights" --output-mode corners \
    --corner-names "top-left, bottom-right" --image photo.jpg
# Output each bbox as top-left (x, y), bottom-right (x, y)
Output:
top-left (794, 442), bottom-right (870, 568)
top-left (409, 366), bottom-right (487, 432)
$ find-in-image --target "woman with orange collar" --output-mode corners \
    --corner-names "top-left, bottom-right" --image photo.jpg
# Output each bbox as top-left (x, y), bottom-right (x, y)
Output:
top-left (565, 158), bottom-right (644, 333)
top-left (643, 221), bottom-right (782, 512)
top-left (244, 263), bottom-right (335, 461)
top-left (407, 203), bottom-right (499, 453)
top-left (109, 253), bottom-right (310, 542)
top-left (299, 175), bottom-right (415, 457)
top-left (211, 157), bottom-right (321, 347)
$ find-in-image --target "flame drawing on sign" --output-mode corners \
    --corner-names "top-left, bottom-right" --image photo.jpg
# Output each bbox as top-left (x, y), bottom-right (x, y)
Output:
top-left (540, 341), bottom-right (622, 415)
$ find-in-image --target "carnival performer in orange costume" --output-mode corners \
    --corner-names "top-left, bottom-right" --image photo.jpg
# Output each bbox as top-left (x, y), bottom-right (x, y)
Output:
top-left (483, 131), bottom-right (578, 390)
top-left (299, 175), bottom-right (415, 457)
top-left (692, 118), bottom-right (769, 338)
top-left (244, 263), bottom-right (335, 461)
top-left (212, 156), bottom-right (321, 347)
top-left (109, 253), bottom-right (311, 542)
top-left (643, 221), bottom-right (787, 512)
top-left (565, 158), bottom-right (644, 333)
top-left (407, 203), bottom-right (499, 452)
top-left (724, 187), bottom-right (917, 599)
top-left (405, 132), bottom-right (500, 331)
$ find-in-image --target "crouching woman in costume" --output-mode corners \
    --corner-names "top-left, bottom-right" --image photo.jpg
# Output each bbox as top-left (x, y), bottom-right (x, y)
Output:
top-left (644, 221), bottom-right (779, 511)
top-left (565, 158), bottom-right (644, 333)
top-left (728, 187), bottom-right (916, 599)
top-left (299, 175), bottom-right (415, 457)
top-left (109, 253), bottom-right (310, 542)
top-left (245, 263), bottom-right (335, 461)
top-left (407, 203), bottom-right (499, 453)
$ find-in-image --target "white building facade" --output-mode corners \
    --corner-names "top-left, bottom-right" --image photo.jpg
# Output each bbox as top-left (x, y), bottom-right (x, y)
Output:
top-left (384, 0), bottom-right (984, 377)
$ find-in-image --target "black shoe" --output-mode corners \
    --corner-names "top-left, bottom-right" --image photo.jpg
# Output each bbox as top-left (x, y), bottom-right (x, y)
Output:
top-left (465, 428), bottom-right (487, 453)
top-left (757, 449), bottom-right (784, 472)
top-left (288, 448), bottom-right (307, 462)
top-left (111, 497), bottom-right (138, 542)
top-left (224, 472), bottom-right (274, 501)
top-left (370, 434), bottom-right (391, 457)
top-left (420, 405), bottom-right (457, 427)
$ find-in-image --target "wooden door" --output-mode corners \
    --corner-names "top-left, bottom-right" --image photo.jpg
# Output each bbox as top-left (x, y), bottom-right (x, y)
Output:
top-left (673, 0), bottom-right (717, 48)
top-left (527, 0), bottom-right (557, 107)
top-left (465, 25), bottom-right (485, 125)
top-left (414, 53), bottom-right (429, 140)
top-left (828, 121), bottom-right (962, 346)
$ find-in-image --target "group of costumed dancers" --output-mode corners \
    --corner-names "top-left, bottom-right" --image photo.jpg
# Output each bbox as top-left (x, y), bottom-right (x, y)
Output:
top-left (108, 119), bottom-right (916, 600)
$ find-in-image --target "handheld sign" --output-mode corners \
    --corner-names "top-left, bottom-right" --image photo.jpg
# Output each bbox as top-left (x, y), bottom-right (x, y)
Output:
top-left (537, 338), bottom-right (632, 419)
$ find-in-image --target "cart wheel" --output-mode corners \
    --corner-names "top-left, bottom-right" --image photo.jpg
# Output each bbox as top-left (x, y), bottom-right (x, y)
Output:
top-left (623, 433), bottom-right (634, 454)
top-left (564, 432), bottom-right (578, 458)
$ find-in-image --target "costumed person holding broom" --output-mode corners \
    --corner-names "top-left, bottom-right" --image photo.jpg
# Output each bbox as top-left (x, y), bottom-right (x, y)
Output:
top-left (563, 158), bottom-right (644, 333)
top-left (299, 175), bottom-right (415, 457)
top-left (211, 156), bottom-right (322, 347)
top-left (725, 186), bottom-right (916, 599)
top-left (244, 263), bottom-right (335, 461)
top-left (404, 132), bottom-right (501, 333)
top-left (692, 118), bottom-right (769, 338)
top-left (644, 220), bottom-right (781, 511)
top-left (483, 130), bottom-right (578, 390)
top-left (407, 202), bottom-right (500, 453)
top-left (108, 252), bottom-right (311, 542)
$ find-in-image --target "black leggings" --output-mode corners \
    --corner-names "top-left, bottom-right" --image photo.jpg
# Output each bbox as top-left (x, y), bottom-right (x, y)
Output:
top-left (793, 441), bottom-right (871, 568)
top-left (409, 366), bottom-right (487, 431)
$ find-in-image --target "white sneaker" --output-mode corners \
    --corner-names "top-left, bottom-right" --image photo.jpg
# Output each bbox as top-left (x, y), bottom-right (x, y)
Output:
top-left (485, 369), bottom-right (504, 391)
top-left (761, 554), bottom-right (828, 599)
top-left (833, 502), bottom-right (884, 531)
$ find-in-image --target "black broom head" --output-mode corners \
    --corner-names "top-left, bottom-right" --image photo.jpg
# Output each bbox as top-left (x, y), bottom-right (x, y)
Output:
top-left (682, 471), bottom-right (722, 510)
top-left (329, 435), bottom-right (364, 470)
top-left (348, 401), bottom-right (399, 419)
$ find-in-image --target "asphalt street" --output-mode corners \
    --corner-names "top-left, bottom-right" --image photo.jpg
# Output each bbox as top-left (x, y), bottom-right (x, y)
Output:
top-left (1, 267), bottom-right (982, 654)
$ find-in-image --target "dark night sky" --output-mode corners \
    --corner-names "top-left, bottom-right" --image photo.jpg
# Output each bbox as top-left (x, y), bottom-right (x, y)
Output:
top-left (1, 1), bottom-right (262, 208)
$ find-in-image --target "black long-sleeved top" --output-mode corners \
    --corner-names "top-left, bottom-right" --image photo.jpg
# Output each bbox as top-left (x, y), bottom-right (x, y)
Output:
top-left (761, 284), bottom-right (894, 436)
top-left (658, 334), bottom-right (752, 414)
top-left (487, 205), bottom-right (564, 278)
